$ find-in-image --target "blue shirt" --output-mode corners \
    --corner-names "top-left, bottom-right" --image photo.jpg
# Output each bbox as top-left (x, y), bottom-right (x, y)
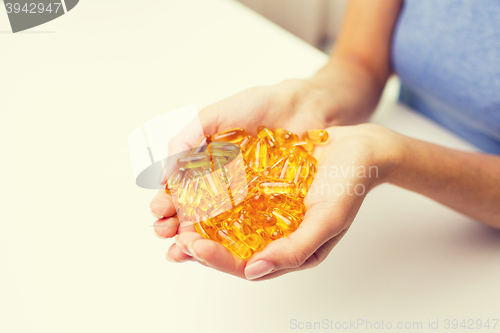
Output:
top-left (392, 0), bottom-right (500, 154)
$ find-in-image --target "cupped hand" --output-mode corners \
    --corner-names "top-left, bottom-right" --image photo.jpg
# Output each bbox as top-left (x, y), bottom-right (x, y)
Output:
top-left (159, 123), bottom-right (405, 279)
top-left (151, 79), bottom-right (338, 236)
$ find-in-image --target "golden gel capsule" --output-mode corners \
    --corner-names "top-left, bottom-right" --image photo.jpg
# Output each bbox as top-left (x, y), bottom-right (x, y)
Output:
top-left (209, 142), bottom-right (240, 160)
top-left (216, 229), bottom-right (253, 259)
top-left (195, 221), bottom-right (217, 239)
top-left (263, 224), bottom-right (283, 241)
top-left (292, 141), bottom-right (314, 153)
top-left (248, 211), bottom-right (277, 227)
top-left (257, 126), bottom-right (278, 148)
top-left (303, 129), bottom-right (329, 144)
top-left (242, 234), bottom-right (265, 252)
top-left (169, 124), bottom-right (322, 259)
top-left (247, 193), bottom-right (266, 211)
top-left (271, 208), bottom-right (300, 234)
top-left (249, 138), bottom-right (268, 172)
top-left (267, 193), bottom-right (287, 208)
top-left (213, 128), bottom-right (247, 144)
top-left (191, 134), bottom-right (212, 154)
top-left (177, 152), bottom-right (212, 169)
top-left (273, 128), bottom-right (298, 145)
top-left (258, 180), bottom-right (297, 196)
top-left (165, 168), bottom-right (185, 195)
top-left (239, 135), bottom-right (255, 152)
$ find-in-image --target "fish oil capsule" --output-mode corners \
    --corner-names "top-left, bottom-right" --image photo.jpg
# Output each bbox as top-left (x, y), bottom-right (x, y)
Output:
top-left (228, 218), bottom-right (253, 239)
top-left (257, 126), bottom-right (278, 148)
top-left (209, 142), bottom-right (240, 160)
top-left (292, 141), bottom-right (314, 153)
top-left (286, 197), bottom-right (306, 216)
top-left (303, 129), bottom-right (329, 145)
top-left (288, 146), bottom-right (309, 161)
top-left (267, 193), bottom-right (287, 208)
top-left (239, 135), bottom-right (255, 151)
top-left (263, 224), bottom-right (283, 241)
top-left (263, 156), bottom-right (286, 179)
top-left (258, 180), bottom-right (297, 196)
top-left (165, 168), bottom-right (185, 194)
top-left (241, 234), bottom-right (265, 251)
top-left (194, 221), bottom-right (217, 240)
top-left (247, 193), bottom-right (266, 211)
top-left (273, 128), bottom-right (298, 145)
top-left (271, 208), bottom-right (300, 234)
top-left (216, 229), bottom-right (253, 259)
top-left (248, 138), bottom-right (268, 172)
top-left (177, 152), bottom-right (212, 169)
top-left (176, 170), bottom-right (194, 205)
top-left (248, 211), bottom-right (277, 227)
top-left (213, 128), bottom-right (247, 144)
top-left (300, 164), bottom-right (317, 197)
top-left (191, 134), bottom-right (212, 154)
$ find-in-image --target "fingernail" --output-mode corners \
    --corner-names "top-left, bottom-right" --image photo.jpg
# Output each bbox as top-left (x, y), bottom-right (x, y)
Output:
top-left (150, 208), bottom-right (164, 220)
top-left (245, 260), bottom-right (274, 280)
top-left (165, 253), bottom-right (177, 262)
top-left (175, 236), bottom-right (191, 256)
top-left (153, 228), bottom-right (166, 239)
top-left (187, 241), bottom-right (205, 263)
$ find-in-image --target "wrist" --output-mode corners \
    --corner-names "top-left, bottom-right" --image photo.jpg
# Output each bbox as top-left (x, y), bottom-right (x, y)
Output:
top-left (374, 130), bottom-right (408, 186)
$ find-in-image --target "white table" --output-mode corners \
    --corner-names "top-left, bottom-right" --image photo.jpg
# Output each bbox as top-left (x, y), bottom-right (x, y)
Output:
top-left (1, 1), bottom-right (499, 332)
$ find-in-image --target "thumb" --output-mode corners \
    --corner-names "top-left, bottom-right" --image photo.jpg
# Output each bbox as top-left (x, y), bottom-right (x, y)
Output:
top-left (244, 201), bottom-right (345, 280)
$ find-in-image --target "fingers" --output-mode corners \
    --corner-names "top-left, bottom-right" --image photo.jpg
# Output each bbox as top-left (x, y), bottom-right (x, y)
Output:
top-left (150, 189), bottom-right (177, 219)
top-left (176, 232), bottom-right (247, 278)
top-left (244, 202), bottom-right (345, 280)
top-left (166, 243), bottom-right (193, 263)
top-left (153, 216), bottom-right (180, 239)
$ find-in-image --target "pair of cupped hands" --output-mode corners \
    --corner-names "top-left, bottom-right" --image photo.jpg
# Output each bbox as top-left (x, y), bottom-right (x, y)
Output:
top-left (151, 79), bottom-right (404, 281)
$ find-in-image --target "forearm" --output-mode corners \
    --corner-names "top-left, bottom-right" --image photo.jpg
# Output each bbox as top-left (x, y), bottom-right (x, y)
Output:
top-left (307, 0), bottom-right (402, 126)
top-left (389, 136), bottom-right (500, 227)
top-left (309, 58), bottom-right (386, 126)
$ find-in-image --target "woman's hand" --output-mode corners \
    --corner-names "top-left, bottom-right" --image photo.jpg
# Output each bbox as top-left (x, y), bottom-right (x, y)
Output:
top-left (165, 124), bottom-right (405, 279)
top-left (151, 78), bottom-right (349, 235)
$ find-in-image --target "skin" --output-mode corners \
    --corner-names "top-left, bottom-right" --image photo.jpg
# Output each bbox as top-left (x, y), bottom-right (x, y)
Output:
top-left (151, 0), bottom-right (500, 280)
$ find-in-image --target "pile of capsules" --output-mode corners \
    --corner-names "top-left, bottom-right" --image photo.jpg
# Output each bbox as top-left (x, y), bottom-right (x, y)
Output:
top-left (164, 126), bottom-right (329, 259)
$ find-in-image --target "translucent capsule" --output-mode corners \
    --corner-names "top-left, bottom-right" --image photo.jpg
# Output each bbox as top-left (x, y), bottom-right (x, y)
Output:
top-left (228, 218), bottom-right (253, 239)
top-left (171, 125), bottom-right (319, 259)
top-left (267, 193), bottom-right (287, 208)
top-left (303, 129), bottom-right (329, 145)
top-left (289, 146), bottom-right (309, 161)
top-left (213, 128), bottom-right (247, 144)
top-left (263, 156), bottom-right (286, 179)
top-left (257, 126), bottom-right (278, 148)
top-left (165, 168), bottom-right (185, 195)
top-left (209, 142), bottom-right (240, 160)
top-left (239, 135), bottom-right (255, 151)
top-left (258, 180), bottom-right (297, 196)
top-left (194, 221), bottom-right (217, 240)
top-left (177, 152), bottom-right (212, 169)
top-left (286, 197), bottom-right (306, 217)
top-left (248, 210), bottom-right (276, 227)
top-left (248, 138), bottom-right (268, 172)
top-left (185, 176), bottom-right (202, 207)
top-left (273, 128), bottom-right (298, 145)
top-left (191, 134), bottom-right (212, 154)
top-left (246, 193), bottom-right (266, 211)
top-left (216, 229), bottom-right (253, 259)
top-left (271, 208), bottom-right (300, 234)
top-left (263, 224), bottom-right (283, 241)
top-left (292, 141), bottom-right (314, 153)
